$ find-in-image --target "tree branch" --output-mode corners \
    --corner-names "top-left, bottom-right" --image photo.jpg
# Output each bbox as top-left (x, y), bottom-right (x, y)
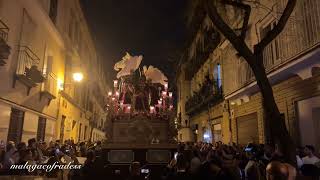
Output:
top-left (223, 0), bottom-right (251, 40)
top-left (205, 0), bottom-right (254, 61)
top-left (254, 0), bottom-right (297, 53)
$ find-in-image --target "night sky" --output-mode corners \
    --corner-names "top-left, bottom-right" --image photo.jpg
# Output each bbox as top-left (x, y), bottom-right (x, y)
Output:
top-left (80, 0), bottom-right (189, 85)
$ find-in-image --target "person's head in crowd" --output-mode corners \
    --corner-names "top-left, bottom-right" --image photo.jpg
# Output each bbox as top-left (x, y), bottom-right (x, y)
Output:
top-left (85, 150), bottom-right (95, 163)
top-left (39, 141), bottom-right (47, 151)
top-left (31, 148), bottom-right (40, 161)
top-left (48, 141), bottom-right (55, 148)
top-left (55, 140), bottom-right (60, 145)
top-left (176, 153), bottom-right (187, 171)
top-left (266, 161), bottom-right (289, 180)
top-left (27, 138), bottom-right (36, 149)
top-left (16, 142), bottom-right (26, 152)
top-left (245, 143), bottom-right (258, 160)
top-left (304, 145), bottom-right (316, 157)
top-left (6, 141), bottom-right (16, 153)
top-left (129, 161), bottom-right (141, 176)
top-left (296, 146), bottom-right (304, 158)
top-left (20, 149), bottom-right (33, 162)
top-left (264, 144), bottom-right (275, 158)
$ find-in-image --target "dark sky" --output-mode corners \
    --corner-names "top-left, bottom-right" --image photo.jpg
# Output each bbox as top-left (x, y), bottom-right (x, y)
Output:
top-left (80, 0), bottom-right (189, 85)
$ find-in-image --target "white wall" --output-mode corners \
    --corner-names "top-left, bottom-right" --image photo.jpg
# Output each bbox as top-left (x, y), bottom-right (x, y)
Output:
top-left (21, 112), bottom-right (39, 142)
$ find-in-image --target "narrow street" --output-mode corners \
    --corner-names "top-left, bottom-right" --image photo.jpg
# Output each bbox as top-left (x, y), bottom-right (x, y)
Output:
top-left (0, 0), bottom-right (319, 179)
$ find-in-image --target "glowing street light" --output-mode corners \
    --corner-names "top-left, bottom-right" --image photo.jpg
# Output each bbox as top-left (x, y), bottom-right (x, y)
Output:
top-left (73, 72), bottom-right (83, 82)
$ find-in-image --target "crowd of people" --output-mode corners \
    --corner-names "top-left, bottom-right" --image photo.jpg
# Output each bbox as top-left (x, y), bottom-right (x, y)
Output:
top-left (163, 142), bottom-right (320, 180)
top-left (0, 138), bottom-right (319, 179)
top-left (0, 138), bottom-right (102, 179)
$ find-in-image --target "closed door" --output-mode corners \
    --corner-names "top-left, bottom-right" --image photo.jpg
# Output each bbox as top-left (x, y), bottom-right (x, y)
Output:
top-left (237, 113), bottom-right (258, 145)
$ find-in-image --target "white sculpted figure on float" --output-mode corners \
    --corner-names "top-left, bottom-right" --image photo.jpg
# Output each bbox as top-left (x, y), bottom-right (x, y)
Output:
top-left (114, 52), bottom-right (143, 78)
top-left (114, 52), bottom-right (131, 71)
top-left (143, 65), bottom-right (168, 86)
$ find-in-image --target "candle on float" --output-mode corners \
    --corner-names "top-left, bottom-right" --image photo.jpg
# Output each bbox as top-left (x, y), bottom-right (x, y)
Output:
top-left (113, 80), bottom-right (118, 87)
top-left (164, 83), bottom-right (168, 90)
top-left (169, 92), bottom-right (173, 98)
top-left (150, 106), bottom-right (155, 113)
top-left (108, 91), bottom-right (112, 96)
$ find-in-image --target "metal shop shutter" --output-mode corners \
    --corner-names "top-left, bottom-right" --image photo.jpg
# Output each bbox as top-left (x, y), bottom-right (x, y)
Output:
top-left (236, 113), bottom-right (258, 145)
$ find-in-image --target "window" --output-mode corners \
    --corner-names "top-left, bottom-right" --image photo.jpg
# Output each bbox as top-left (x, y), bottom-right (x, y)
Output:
top-left (260, 21), bottom-right (280, 64)
top-left (60, 115), bottom-right (66, 141)
top-left (7, 108), bottom-right (25, 143)
top-left (214, 63), bottom-right (222, 90)
top-left (78, 123), bottom-right (82, 142)
top-left (37, 117), bottom-right (46, 141)
top-left (49, 0), bottom-right (58, 24)
top-left (84, 126), bottom-right (87, 140)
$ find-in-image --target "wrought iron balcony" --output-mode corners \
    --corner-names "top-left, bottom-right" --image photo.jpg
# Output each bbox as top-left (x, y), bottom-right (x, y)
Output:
top-left (41, 72), bottom-right (57, 105)
top-left (185, 79), bottom-right (223, 116)
top-left (224, 0), bottom-right (320, 96)
top-left (0, 20), bottom-right (10, 66)
top-left (14, 46), bottom-right (45, 95)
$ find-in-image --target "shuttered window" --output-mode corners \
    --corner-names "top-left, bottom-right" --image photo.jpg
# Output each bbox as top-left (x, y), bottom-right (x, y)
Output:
top-left (237, 113), bottom-right (258, 145)
top-left (7, 108), bottom-right (25, 143)
top-left (37, 117), bottom-right (46, 141)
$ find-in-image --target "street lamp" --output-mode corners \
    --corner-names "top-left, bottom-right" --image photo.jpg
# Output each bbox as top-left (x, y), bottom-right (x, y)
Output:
top-left (73, 72), bottom-right (83, 82)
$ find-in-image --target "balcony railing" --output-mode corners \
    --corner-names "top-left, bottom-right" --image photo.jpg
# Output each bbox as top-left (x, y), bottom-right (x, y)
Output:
top-left (225, 0), bottom-right (320, 95)
top-left (0, 20), bottom-right (10, 65)
top-left (0, 20), bottom-right (9, 42)
top-left (16, 46), bottom-right (40, 75)
top-left (14, 46), bottom-right (44, 94)
top-left (186, 78), bottom-right (223, 116)
top-left (263, 0), bottom-right (320, 72)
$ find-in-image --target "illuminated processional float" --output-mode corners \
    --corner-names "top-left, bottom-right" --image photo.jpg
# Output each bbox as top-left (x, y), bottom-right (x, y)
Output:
top-left (104, 52), bottom-right (177, 147)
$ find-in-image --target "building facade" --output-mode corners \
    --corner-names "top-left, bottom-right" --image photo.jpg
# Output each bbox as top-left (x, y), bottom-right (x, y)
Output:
top-left (0, 0), bottom-right (108, 143)
top-left (177, 0), bottom-right (320, 149)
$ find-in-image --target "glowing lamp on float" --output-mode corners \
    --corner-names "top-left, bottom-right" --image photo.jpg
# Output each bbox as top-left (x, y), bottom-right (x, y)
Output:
top-left (162, 91), bottom-right (167, 97)
top-left (115, 91), bottom-right (120, 97)
top-left (164, 83), bottom-right (168, 90)
top-left (113, 80), bottom-right (118, 88)
top-left (150, 106), bottom-right (155, 113)
top-left (108, 91), bottom-right (112, 96)
top-left (168, 92), bottom-right (173, 98)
